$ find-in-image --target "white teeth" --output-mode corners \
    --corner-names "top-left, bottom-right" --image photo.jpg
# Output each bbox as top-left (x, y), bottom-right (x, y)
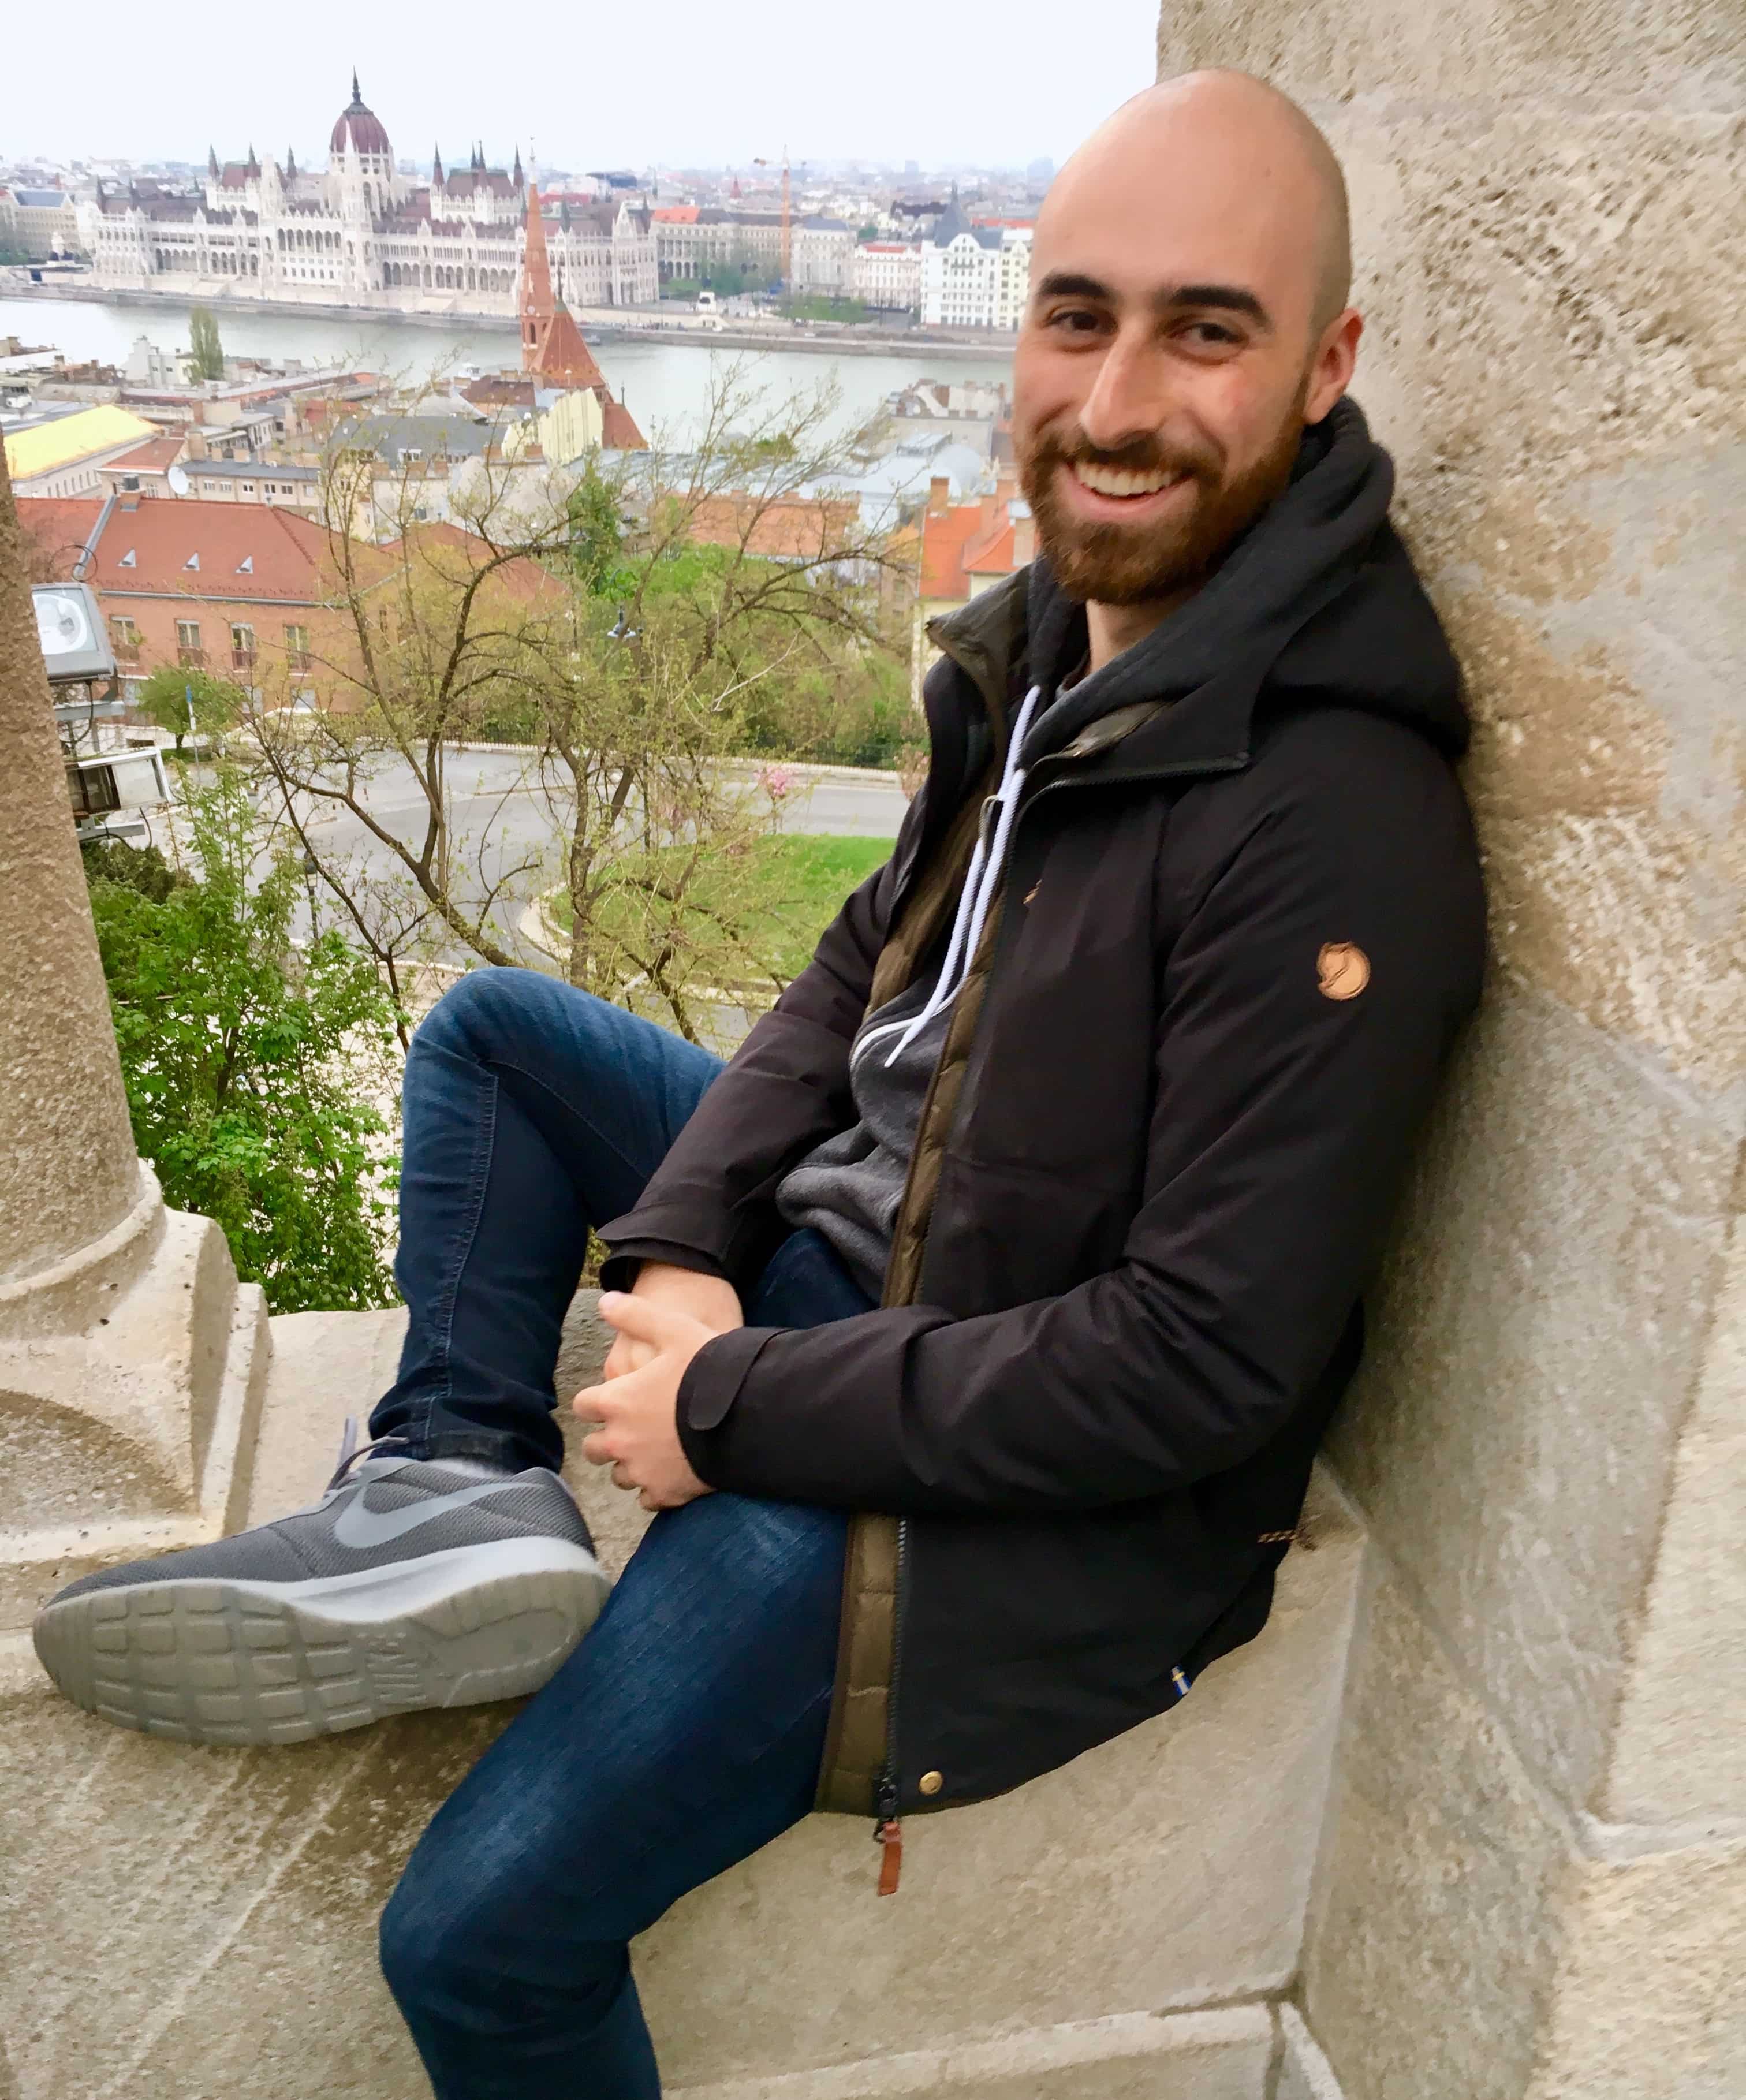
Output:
top-left (1073, 463), bottom-right (1178, 498)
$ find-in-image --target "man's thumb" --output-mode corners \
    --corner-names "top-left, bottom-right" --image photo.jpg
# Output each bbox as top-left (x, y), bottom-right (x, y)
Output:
top-left (599, 1290), bottom-right (679, 1344)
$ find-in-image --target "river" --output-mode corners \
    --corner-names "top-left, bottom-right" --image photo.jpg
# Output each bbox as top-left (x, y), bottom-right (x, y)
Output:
top-left (0, 295), bottom-right (1013, 441)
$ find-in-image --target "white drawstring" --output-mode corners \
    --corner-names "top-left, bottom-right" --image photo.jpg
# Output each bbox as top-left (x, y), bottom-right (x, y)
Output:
top-left (860, 682), bottom-right (1046, 1071)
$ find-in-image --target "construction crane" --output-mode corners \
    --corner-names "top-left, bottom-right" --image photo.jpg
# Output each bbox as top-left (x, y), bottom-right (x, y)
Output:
top-left (751, 148), bottom-right (793, 288)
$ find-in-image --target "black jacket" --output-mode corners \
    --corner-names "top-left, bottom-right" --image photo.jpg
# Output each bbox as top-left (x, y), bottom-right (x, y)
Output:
top-left (603, 399), bottom-right (1486, 1817)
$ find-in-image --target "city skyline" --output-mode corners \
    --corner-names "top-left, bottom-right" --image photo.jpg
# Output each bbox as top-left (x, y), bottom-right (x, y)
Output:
top-left (6, 0), bottom-right (1155, 172)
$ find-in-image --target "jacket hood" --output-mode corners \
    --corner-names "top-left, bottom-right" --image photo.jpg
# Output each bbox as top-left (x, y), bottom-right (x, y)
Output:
top-left (934, 397), bottom-right (1469, 766)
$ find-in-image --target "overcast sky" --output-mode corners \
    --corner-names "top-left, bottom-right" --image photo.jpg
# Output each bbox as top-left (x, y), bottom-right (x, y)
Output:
top-left (13, 0), bottom-right (1158, 173)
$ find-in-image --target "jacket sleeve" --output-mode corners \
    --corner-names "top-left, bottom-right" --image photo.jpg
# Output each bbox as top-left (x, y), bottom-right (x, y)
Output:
top-left (598, 795), bottom-right (923, 1298)
top-left (675, 737), bottom-right (1486, 1512)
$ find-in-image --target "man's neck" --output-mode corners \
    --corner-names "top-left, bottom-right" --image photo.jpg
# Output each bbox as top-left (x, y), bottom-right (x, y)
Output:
top-left (1085, 590), bottom-right (1196, 676)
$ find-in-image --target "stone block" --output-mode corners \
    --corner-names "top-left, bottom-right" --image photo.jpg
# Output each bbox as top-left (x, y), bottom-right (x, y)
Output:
top-left (1301, 1562), bottom-right (1570, 2100)
top-left (1525, 1833), bottom-right (1746, 2100)
top-left (1604, 1214), bottom-right (1746, 1825)
top-left (1157, 2), bottom-right (1742, 122)
top-left (1326, 983), bottom-right (1738, 1816)
top-left (1276, 2006), bottom-right (1348, 2100)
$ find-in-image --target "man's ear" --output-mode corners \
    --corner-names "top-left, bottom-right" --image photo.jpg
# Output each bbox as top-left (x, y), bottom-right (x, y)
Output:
top-left (1304, 308), bottom-right (1363, 426)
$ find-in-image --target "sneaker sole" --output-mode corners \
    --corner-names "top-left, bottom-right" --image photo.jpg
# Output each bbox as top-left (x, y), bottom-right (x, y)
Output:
top-left (32, 1538), bottom-right (611, 1747)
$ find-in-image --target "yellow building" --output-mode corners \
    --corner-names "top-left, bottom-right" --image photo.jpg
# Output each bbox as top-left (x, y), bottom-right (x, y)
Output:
top-left (4, 406), bottom-right (161, 498)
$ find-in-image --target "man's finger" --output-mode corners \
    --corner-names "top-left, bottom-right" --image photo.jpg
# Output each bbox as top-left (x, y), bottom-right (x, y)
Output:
top-left (580, 1428), bottom-right (616, 1468)
top-left (598, 1290), bottom-right (691, 1346)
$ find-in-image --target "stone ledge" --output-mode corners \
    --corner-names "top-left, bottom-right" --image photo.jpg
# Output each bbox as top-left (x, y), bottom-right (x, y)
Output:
top-left (667, 2006), bottom-right (1276, 2099)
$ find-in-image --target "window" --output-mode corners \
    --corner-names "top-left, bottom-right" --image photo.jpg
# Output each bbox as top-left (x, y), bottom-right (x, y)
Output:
top-left (67, 762), bottom-right (120, 819)
top-left (110, 615), bottom-right (140, 663)
top-left (176, 619), bottom-right (203, 666)
top-left (284, 623), bottom-right (311, 672)
top-left (230, 622), bottom-right (256, 670)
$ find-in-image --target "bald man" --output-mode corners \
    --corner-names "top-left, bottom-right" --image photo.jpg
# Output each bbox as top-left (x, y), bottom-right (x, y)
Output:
top-left (36, 73), bottom-right (1484, 2099)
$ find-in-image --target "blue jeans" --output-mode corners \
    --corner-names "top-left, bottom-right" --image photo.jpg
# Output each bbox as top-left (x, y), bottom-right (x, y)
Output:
top-left (371, 970), bottom-right (871, 2098)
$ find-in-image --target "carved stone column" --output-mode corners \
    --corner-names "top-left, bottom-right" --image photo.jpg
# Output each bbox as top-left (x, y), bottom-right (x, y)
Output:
top-left (0, 449), bottom-right (269, 1631)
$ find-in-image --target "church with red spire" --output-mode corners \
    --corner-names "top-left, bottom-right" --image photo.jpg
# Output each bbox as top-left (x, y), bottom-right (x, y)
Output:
top-left (519, 184), bottom-right (646, 449)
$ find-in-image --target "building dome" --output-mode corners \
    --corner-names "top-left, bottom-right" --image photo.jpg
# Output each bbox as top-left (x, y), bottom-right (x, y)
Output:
top-left (330, 72), bottom-right (391, 159)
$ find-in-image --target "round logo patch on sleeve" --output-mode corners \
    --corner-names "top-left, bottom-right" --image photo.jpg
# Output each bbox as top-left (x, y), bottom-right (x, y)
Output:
top-left (1316, 942), bottom-right (1370, 1001)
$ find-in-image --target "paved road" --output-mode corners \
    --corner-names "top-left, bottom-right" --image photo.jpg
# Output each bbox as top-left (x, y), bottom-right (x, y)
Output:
top-left (272, 749), bottom-right (909, 971)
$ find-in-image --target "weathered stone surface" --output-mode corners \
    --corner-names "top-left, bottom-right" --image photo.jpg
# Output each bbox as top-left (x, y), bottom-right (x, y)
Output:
top-left (1276, 2006), bottom-right (1348, 2100)
top-left (1301, 1565), bottom-right (1570, 2100)
top-left (0, 450), bottom-right (140, 1285)
top-left (1326, 983), bottom-right (1738, 1816)
top-left (0, 1187), bottom-right (271, 1629)
top-left (1603, 1213), bottom-right (1746, 1826)
top-left (667, 2007), bottom-right (1275, 2098)
top-left (1158, 0), bottom-right (1743, 101)
top-left (1525, 1834), bottom-right (1746, 2100)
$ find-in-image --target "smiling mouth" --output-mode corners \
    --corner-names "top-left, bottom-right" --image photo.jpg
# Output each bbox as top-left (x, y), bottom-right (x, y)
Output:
top-left (1068, 461), bottom-right (1189, 501)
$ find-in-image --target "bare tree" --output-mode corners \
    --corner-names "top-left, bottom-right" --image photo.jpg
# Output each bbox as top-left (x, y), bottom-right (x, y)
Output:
top-left (245, 362), bottom-right (913, 1044)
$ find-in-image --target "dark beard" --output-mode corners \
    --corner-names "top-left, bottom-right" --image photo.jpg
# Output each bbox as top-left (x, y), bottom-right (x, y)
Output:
top-left (1019, 395), bottom-right (1308, 607)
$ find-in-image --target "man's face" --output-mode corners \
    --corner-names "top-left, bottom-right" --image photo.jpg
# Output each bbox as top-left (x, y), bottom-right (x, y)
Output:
top-left (1013, 105), bottom-right (1350, 607)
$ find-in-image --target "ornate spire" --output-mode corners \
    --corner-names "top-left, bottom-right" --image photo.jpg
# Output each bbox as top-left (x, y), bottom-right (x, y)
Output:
top-left (513, 144), bottom-right (524, 188)
top-left (207, 144), bottom-right (219, 178)
top-left (521, 182), bottom-right (554, 360)
top-left (286, 145), bottom-right (298, 179)
top-left (433, 143), bottom-right (445, 185)
top-left (246, 143), bottom-right (260, 175)
top-left (351, 68), bottom-right (362, 105)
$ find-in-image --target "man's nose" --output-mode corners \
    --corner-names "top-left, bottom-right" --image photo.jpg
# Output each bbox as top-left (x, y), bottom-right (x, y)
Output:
top-left (1077, 329), bottom-right (1169, 452)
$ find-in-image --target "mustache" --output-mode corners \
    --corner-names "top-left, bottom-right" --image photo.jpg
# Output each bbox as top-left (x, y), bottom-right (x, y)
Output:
top-left (1033, 427), bottom-right (1222, 481)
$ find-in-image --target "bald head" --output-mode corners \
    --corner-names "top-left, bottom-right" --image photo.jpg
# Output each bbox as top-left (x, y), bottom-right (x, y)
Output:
top-left (1038, 70), bottom-right (1352, 337)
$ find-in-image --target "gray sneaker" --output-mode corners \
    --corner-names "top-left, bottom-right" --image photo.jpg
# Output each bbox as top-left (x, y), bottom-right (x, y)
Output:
top-left (32, 1422), bottom-right (610, 1747)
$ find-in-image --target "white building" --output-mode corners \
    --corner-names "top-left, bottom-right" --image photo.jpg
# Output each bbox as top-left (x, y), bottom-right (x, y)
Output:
top-left (920, 195), bottom-right (1032, 331)
top-left (81, 76), bottom-right (655, 319)
top-left (852, 240), bottom-right (923, 312)
top-left (1, 187), bottom-right (83, 260)
top-left (651, 207), bottom-right (850, 296)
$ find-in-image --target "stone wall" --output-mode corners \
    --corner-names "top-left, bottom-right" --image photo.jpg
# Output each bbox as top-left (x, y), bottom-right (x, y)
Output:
top-left (1154, 7), bottom-right (1745, 2097)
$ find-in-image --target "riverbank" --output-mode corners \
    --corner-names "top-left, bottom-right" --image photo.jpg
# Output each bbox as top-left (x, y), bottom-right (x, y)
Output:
top-left (2, 278), bottom-right (1018, 363)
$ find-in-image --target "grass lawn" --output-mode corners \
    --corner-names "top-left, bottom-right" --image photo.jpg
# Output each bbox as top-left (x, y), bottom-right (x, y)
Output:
top-left (556, 832), bottom-right (897, 985)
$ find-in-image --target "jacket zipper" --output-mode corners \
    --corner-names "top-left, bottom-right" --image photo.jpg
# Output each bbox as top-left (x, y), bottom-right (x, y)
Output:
top-left (868, 734), bottom-right (1248, 1896)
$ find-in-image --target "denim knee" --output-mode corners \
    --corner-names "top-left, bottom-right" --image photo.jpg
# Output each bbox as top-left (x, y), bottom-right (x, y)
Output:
top-left (413, 965), bottom-right (553, 1061)
top-left (380, 1835), bottom-right (625, 2042)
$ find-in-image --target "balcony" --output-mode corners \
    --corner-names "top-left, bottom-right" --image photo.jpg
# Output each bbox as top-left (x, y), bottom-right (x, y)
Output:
top-left (176, 646), bottom-right (207, 669)
top-left (230, 648), bottom-right (258, 674)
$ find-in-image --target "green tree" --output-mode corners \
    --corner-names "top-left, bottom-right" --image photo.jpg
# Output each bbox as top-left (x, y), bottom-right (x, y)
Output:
top-left (566, 463), bottom-right (628, 596)
top-left (187, 306), bottom-right (225, 383)
top-left (87, 770), bottom-right (401, 1314)
top-left (137, 663), bottom-right (242, 755)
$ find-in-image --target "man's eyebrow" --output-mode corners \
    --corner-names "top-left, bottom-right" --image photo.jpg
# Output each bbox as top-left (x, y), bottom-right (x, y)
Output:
top-left (1158, 283), bottom-right (1273, 329)
top-left (1034, 270), bottom-right (1114, 302)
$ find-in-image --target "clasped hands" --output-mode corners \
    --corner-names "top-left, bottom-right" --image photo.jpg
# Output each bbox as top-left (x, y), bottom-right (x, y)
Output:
top-left (572, 1263), bottom-right (741, 1511)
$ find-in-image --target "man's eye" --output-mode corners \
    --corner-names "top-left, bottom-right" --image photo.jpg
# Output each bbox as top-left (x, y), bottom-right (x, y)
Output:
top-left (1184, 321), bottom-right (1241, 346)
top-left (1047, 307), bottom-right (1104, 334)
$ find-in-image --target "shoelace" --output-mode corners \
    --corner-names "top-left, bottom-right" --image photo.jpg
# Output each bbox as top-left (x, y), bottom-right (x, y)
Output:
top-left (855, 681), bottom-right (1047, 1073)
top-left (321, 1415), bottom-right (416, 1496)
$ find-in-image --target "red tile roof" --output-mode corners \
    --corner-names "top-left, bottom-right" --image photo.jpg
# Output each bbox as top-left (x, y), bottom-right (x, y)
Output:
top-left (103, 437), bottom-right (186, 475)
top-left (919, 503), bottom-right (990, 600)
top-left (599, 394), bottom-right (646, 450)
top-left (81, 499), bottom-right (346, 603)
top-left (920, 494), bottom-right (1027, 600)
top-left (14, 497), bottom-right (104, 581)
